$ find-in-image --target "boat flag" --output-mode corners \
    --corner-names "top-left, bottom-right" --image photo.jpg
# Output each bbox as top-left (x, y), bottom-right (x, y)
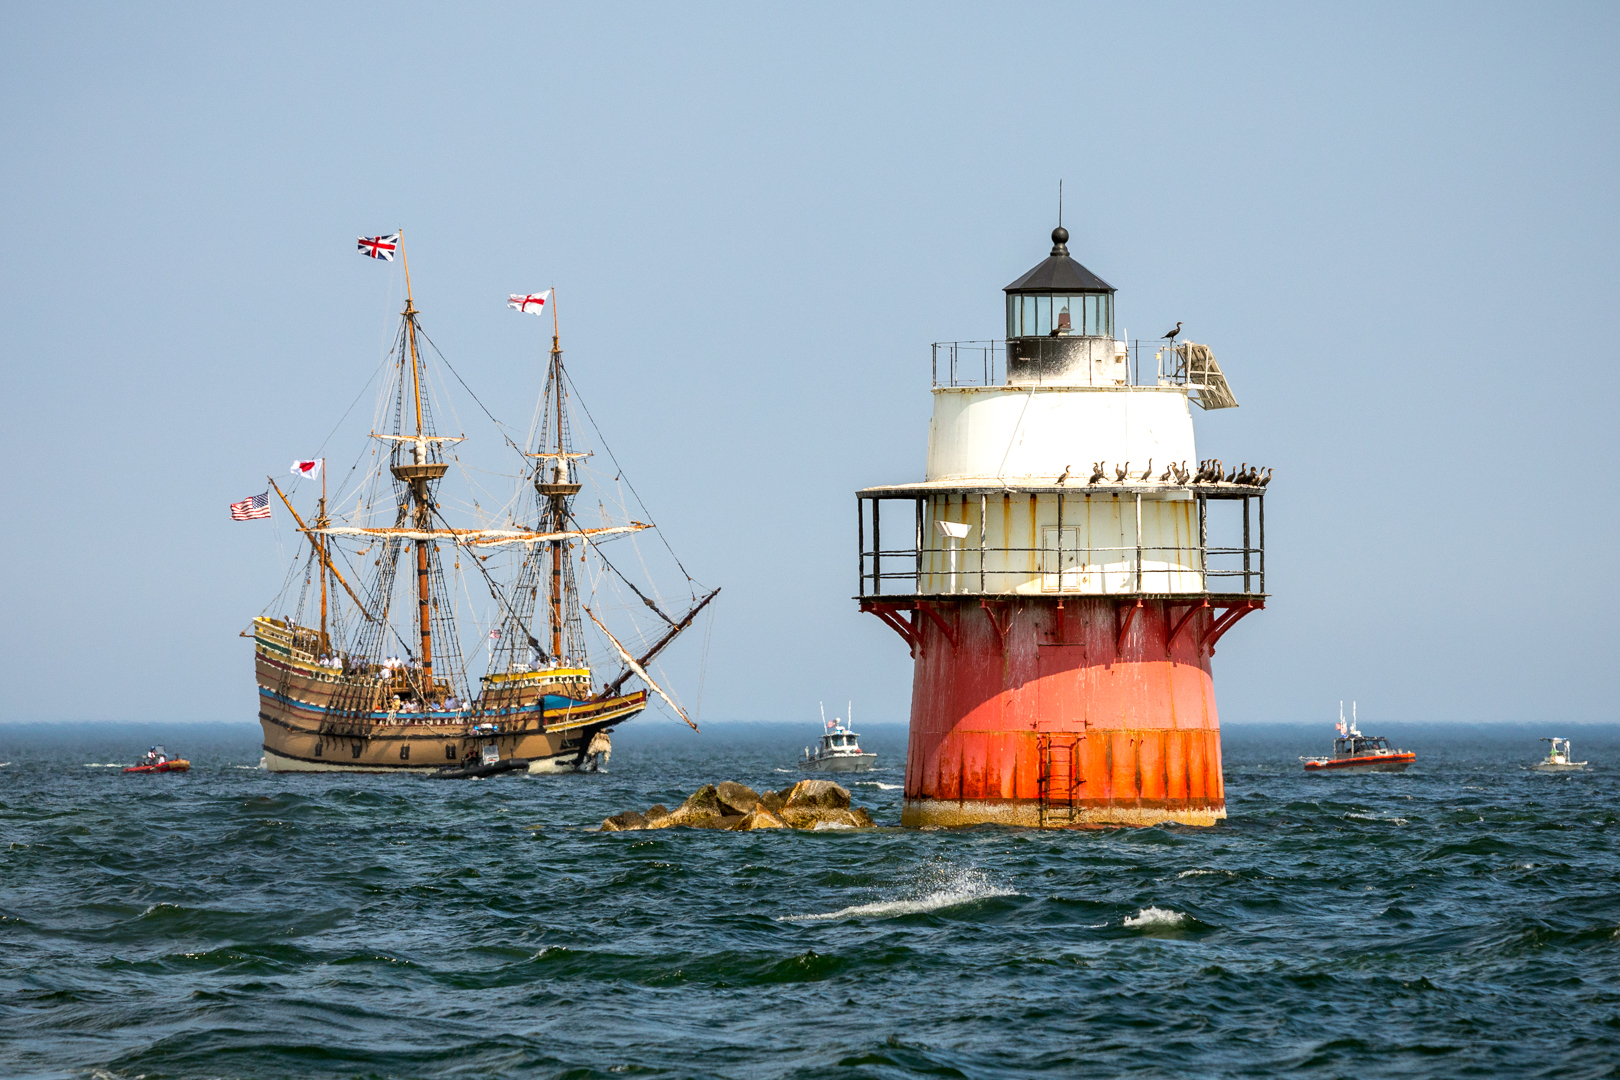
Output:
top-left (230, 492), bottom-right (272, 521)
top-left (290, 459), bottom-right (323, 481)
top-left (507, 290), bottom-right (551, 314)
top-left (358, 233), bottom-right (399, 261)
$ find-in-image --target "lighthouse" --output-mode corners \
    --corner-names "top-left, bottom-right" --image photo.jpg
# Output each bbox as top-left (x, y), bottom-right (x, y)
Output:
top-left (857, 226), bottom-right (1267, 827)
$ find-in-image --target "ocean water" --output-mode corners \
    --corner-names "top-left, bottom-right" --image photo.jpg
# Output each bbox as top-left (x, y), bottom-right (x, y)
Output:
top-left (1, 720), bottom-right (1618, 1080)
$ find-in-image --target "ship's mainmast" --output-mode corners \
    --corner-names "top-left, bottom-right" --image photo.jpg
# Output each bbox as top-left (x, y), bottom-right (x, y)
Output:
top-left (388, 240), bottom-right (451, 696)
top-left (532, 302), bottom-right (586, 665)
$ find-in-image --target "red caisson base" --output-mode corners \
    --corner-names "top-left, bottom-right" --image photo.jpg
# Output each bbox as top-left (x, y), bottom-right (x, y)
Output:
top-left (865, 596), bottom-right (1258, 827)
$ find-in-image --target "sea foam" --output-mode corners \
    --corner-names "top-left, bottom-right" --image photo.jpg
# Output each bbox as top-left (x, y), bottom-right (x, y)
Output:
top-left (1124, 906), bottom-right (1191, 929)
top-left (778, 863), bottom-right (1018, 922)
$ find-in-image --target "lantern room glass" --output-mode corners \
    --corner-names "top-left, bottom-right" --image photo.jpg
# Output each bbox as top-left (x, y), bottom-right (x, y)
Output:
top-left (1006, 293), bottom-right (1113, 338)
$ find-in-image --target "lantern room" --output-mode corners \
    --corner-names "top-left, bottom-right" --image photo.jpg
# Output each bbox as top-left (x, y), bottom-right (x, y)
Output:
top-left (1004, 227), bottom-right (1115, 339)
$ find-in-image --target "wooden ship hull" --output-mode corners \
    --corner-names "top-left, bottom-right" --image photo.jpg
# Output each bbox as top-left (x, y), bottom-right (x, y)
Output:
top-left (254, 618), bottom-right (647, 773)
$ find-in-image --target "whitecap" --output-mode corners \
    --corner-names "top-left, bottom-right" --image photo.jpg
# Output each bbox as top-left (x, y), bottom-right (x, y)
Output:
top-left (1124, 906), bottom-right (1191, 929)
top-left (773, 768), bottom-right (793, 773)
top-left (812, 820), bottom-right (855, 831)
top-left (778, 863), bottom-right (1018, 922)
top-left (853, 781), bottom-right (901, 790)
top-left (1176, 869), bottom-right (1228, 879)
top-left (1346, 812), bottom-right (1408, 825)
top-left (83, 763), bottom-right (125, 768)
top-left (0, 762), bottom-right (10, 767)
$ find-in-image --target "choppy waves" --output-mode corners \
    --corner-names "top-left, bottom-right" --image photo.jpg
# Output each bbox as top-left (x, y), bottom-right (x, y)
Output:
top-left (2, 722), bottom-right (1618, 1079)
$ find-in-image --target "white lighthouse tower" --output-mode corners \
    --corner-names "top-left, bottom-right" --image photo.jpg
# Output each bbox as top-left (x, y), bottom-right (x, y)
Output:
top-left (857, 226), bottom-right (1267, 827)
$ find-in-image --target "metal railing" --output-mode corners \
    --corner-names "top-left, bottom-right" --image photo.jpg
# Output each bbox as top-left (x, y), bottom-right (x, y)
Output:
top-left (857, 491), bottom-right (1265, 599)
top-left (931, 339), bottom-right (1222, 391)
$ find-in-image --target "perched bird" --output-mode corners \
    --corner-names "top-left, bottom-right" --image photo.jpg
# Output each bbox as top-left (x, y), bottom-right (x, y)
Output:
top-left (1115, 462), bottom-right (1130, 483)
top-left (1087, 462), bottom-right (1106, 485)
top-left (1139, 459), bottom-right (1154, 481)
top-left (1259, 467), bottom-right (1273, 487)
top-left (1158, 463), bottom-right (1174, 482)
top-left (1224, 464), bottom-right (1239, 483)
top-left (1162, 321), bottom-right (1182, 341)
top-left (1056, 465), bottom-right (1072, 485)
top-left (1176, 461), bottom-right (1191, 484)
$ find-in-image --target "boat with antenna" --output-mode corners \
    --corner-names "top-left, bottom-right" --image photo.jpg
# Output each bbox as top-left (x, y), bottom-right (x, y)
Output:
top-left (1530, 738), bottom-right (1587, 772)
top-left (249, 233), bottom-right (717, 774)
top-left (1300, 701), bottom-right (1415, 774)
top-left (799, 702), bottom-right (877, 772)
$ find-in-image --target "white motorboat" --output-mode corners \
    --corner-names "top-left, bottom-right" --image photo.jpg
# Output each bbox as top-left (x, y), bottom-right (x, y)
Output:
top-left (800, 702), bottom-right (876, 773)
top-left (1530, 737), bottom-right (1587, 772)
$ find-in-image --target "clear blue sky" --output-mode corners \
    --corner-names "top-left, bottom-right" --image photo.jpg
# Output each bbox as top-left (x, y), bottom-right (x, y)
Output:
top-left (2, 3), bottom-right (1615, 726)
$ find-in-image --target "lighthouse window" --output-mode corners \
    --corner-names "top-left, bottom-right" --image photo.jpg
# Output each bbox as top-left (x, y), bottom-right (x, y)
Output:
top-left (1008, 294), bottom-right (1114, 338)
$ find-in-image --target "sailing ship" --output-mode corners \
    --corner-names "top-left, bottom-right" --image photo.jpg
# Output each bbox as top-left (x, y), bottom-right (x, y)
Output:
top-left (250, 238), bottom-right (716, 773)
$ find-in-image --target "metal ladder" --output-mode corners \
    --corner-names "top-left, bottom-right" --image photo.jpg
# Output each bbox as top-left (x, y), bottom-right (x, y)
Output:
top-left (1038, 734), bottom-right (1082, 826)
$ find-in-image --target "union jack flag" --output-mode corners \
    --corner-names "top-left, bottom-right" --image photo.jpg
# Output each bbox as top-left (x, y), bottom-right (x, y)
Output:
top-left (230, 492), bottom-right (271, 521)
top-left (358, 233), bottom-right (399, 261)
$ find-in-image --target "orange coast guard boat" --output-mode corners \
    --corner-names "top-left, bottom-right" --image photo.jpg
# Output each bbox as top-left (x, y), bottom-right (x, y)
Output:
top-left (1301, 702), bottom-right (1415, 774)
top-left (124, 747), bottom-right (190, 774)
top-left (248, 236), bottom-right (716, 775)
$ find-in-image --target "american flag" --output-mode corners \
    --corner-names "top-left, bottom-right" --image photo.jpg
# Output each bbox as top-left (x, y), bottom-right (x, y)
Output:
top-left (230, 492), bottom-right (271, 521)
top-left (358, 233), bottom-right (399, 261)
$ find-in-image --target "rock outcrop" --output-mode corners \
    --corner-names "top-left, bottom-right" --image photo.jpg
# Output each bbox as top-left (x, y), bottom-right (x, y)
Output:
top-left (600, 779), bottom-right (875, 832)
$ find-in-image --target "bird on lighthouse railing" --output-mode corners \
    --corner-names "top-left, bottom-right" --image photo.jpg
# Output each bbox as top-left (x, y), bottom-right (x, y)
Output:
top-left (1088, 463), bottom-right (1106, 486)
top-left (1162, 321), bottom-right (1183, 342)
top-left (1114, 462), bottom-right (1130, 483)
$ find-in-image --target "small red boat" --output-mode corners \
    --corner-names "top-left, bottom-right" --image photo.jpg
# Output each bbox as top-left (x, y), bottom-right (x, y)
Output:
top-left (1301, 703), bottom-right (1414, 774)
top-left (124, 746), bottom-right (190, 774)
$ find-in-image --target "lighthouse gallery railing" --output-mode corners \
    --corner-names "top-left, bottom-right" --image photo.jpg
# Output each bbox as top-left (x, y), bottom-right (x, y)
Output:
top-left (857, 488), bottom-right (1265, 600)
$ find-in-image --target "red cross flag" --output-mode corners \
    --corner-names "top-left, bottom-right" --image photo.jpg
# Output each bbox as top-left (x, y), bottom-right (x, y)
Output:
top-left (507, 290), bottom-right (551, 314)
top-left (290, 459), bottom-right (323, 481)
top-left (358, 233), bottom-right (399, 261)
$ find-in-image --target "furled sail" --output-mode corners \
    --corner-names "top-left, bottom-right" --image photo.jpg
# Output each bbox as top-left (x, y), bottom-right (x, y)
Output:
top-left (308, 523), bottom-right (650, 547)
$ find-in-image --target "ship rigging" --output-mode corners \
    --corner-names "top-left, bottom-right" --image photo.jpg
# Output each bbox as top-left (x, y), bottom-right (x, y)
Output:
top-left (250, 235), bottom-right (716, 773)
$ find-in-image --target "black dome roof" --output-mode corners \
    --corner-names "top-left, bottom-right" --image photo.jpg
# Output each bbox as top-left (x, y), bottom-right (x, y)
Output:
top-left (1004, 227), bottom-right (1114, 294)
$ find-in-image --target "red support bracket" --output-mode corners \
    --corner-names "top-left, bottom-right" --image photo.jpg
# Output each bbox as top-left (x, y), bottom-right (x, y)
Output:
top-left (861, 602), bottom-right (920, 658)
top-left (980, 600), bottom-right (1009, 651)
top-left (1206, 600), bottom-right (1263, 655)
top-left (916, 601), bottom-right (958, 649)
top-left (1116, 598), bottom-right (1143, 654)
top-left (1165, 599), bottom-right (1210, 656)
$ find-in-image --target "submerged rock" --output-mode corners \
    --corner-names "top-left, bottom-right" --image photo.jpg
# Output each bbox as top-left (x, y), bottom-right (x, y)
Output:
top-left (600, 809), bottom-right (647, 832)
top-left (601, 780), bottom-right (872, 832)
